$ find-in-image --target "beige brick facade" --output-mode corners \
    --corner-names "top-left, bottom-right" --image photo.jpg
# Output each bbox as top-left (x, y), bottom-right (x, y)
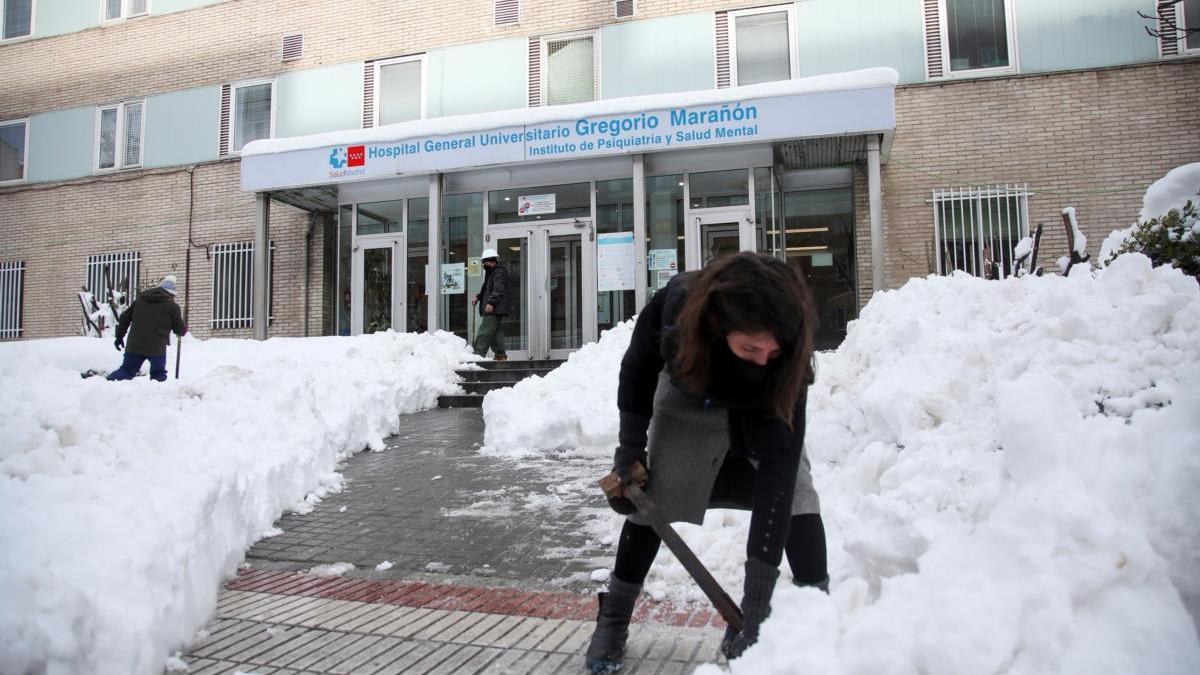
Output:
top-left (0, 0), bottom-right (768, 119)
top-left (853, 59), bottom-right (1200, 308)
top-left (0, 160), bottom-right (316, 340)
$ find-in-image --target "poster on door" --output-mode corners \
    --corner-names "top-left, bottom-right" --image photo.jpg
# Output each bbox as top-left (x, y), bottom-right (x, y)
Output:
top-left (517, 193), bottom-right (556, 217)
top-left (597, 232), bottom-right (636, 292)
top-left (648, 248), bottom-right (678, 271)
top-left (441, 263), bottom-right (465, 294)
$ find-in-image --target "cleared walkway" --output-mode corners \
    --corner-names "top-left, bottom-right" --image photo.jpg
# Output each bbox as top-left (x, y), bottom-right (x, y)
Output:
top-left (173, 408), bottom-right (729, 674)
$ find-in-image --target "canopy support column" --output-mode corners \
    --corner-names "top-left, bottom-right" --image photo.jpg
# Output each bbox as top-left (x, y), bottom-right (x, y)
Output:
top-left (868, 135), bottom-right (884, 295)
top-left (253, 192), bottom-right (270, 341)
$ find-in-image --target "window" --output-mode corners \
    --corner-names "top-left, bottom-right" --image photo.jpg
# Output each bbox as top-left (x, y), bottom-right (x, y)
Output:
top-left (931, 184), bottom-right (1030, 278)
top-left (230, 80), bottom-right (274, 152)
top-left (211, 241), bottom-right (274, 329)
top-left (85, 251), bottom-right (141, 305)
top-left (2, 0), bottom-right (33, 40)
top-left (933, 0), bottom-right (1016, 76)
top-left (95, 101), bottom-right (144, 171)
top-left (728, 5), bottom-right (796, 86)
top-left (0, 260), bottom-right (25, 339)
top-left (375, 56), bottom-right (425, 126)
top-left (0, 119), bottom-right (27, 183)
top-left (102, 0), bottom-right (147, 22)
top-left (1184, 0), bottom-right (1200, 52)
top-left (541, 32), bottom-right (598, 106)
top-left (494, 0), bottom-right (518, 25)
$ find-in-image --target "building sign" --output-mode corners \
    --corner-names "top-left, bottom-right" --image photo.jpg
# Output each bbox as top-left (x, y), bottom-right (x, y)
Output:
top-left (597, 232), bottom-right (636, 292)
top-left (441, 263), bottom-right (465, 294)
top-left (518, 194), bottom-right (556, 216)
top-left (467, 256), bottom-right (482, 277)
top-left (241, 85), bottom-right (896, 192)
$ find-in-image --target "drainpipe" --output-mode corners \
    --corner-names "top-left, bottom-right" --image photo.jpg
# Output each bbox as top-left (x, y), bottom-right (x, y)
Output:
top-left (304, 212), bottom-right (316, 337)
top-left (253, 193), bottom-right (271, 340)
top-left (867, 135), bottom-right (884, 295)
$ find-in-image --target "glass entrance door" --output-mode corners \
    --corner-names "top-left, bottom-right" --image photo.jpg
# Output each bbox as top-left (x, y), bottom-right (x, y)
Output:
top-left (351, 235), bottom-right (405, 334)
top-left (687, 208), bottom-right (755, 269)
top-left (486, 220), bottom-right (596, 361)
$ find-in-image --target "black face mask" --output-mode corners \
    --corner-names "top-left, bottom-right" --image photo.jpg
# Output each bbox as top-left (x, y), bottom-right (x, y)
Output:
top-left (711, 339), bottom-right (769, 385)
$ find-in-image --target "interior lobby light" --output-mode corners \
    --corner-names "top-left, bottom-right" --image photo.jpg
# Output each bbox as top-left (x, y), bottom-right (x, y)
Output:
top-left (786, 245), bottom-right (829, 252)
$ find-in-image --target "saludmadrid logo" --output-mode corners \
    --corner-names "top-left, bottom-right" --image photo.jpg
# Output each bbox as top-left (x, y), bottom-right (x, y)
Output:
top-left (328, 145), bottom-right (367, 177)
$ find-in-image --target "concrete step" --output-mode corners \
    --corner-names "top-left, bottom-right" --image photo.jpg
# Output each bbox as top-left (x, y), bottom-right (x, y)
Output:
top-left (438, 359), bottom-right (564, 408)
top-left (437, 394), bottom-right (484, 408)
top-left (457, 367), bottom-right (556, 383)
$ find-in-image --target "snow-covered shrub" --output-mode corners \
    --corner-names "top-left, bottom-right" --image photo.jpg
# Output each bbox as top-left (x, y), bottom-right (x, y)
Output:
top-left (1109, 199), bottom-right (1200, 279)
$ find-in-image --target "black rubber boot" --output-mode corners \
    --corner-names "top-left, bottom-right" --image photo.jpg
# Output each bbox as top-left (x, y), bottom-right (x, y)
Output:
top-left (794, 575), bottom-right (830, 593)
top-left (584, 576), bottom-right (642, 674)
top-left (721, 557), bottom-right (780, 660)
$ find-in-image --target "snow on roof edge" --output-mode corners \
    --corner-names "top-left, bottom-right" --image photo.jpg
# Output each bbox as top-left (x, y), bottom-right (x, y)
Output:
top-left (243, 68), bottom-right (900, 157)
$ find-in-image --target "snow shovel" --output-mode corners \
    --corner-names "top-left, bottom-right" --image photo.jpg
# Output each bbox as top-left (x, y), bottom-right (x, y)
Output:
top-left (600, 461), bottom-right (744, 633)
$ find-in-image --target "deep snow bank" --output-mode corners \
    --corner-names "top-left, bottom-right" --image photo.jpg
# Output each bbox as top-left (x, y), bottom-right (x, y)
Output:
top-left (483, 254), bottom-right (1200, 674)
top-left (0, 331), bottom-right (471, 675)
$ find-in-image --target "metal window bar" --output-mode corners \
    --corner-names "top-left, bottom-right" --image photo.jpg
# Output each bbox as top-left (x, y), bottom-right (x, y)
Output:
top-left (0, 260), bottom-right (25, 339)
top-left (85, 251), bottom-right (141, 305)
top-left (930, 185), bottom-right (1030, 279)
top-left (211, 241), bottom-right (275, 329)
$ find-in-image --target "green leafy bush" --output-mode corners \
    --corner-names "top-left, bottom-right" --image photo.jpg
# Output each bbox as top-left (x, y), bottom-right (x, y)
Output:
top-left (1111, 200), bottom-right (1200, 278)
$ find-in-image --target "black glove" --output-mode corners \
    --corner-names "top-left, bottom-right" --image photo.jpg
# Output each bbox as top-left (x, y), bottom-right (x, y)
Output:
top-left (606, 445), bottom-right (647, 515)
top-left (721, 557), bottom-right (780, 660)
top-left (114, 337), bottom-right (125, 351)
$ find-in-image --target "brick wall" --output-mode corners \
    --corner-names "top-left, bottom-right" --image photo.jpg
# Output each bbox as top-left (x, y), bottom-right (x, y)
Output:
top-left (854, 59), bottom-right (1200, 303)
top-left (0, 161), bottom-right (318, 340)
top-left (0, 0), bottom-right (766, 119)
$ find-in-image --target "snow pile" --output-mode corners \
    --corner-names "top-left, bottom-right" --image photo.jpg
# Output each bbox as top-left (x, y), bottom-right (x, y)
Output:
top-left (482, 320), bottom-right (633, 456)
top-left (483, 255), bottom-right (1200, 674)
top-left (0, 331), bottom-right (471, 675)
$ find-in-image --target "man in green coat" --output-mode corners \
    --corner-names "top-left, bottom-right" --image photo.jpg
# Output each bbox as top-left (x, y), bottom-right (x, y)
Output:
top-left (471, 249), bottom-right (510, 361)
top-left (107, 275), bottom-right (187, 382)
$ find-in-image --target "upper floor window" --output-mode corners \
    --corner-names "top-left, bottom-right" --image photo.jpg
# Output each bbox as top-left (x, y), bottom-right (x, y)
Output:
top-left (102, 0), bottom-right (148, 22)
top-left (543, 32), bottom-right (598, 106)
top-left (375, 55), bottom-right (425, 126)
top-left (942, 0), bottom-right (1015, 74)
top-left (231, 80), bottom-right (274, 152)
top-left (729, 5), bottom-right (796, 86)
top-left (0, 119), bottom-right (27, 184)
top-left (96, 101), bottom-right (143, 171)
top-left (2, 0), bottom-right (33, 40)
top-left (1183, 0), bottom-right (1200, 52)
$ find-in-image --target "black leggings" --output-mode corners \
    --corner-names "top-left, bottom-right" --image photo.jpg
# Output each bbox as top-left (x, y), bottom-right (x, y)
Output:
top-left (611, 513), bottom-right (828, 586)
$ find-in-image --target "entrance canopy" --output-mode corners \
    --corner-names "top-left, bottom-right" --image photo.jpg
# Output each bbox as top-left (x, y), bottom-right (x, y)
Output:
top-left (240, 68), bottom-right (898, 193)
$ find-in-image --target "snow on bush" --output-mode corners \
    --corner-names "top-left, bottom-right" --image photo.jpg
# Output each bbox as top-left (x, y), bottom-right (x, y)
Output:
top-left (0, 331), bottom-right (471, 675)
top-left (483, 255), bottom-right (1200, 674)
top-left (1101, 163), bottom-right (1200, 277)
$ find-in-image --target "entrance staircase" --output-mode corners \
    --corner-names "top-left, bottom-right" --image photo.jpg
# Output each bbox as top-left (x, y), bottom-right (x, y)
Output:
top-left (438, 359), bottom-right (565, 408)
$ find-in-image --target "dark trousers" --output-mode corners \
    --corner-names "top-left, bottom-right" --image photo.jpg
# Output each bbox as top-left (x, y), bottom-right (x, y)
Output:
top-left (473, 314), bottom-right (507, 357)
top-left (107, 353), bottom-right (168, 382)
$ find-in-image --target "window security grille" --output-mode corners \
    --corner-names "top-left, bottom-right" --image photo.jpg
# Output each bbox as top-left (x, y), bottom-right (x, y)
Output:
top-left (211, 242), bottom-right (274, 329)
top-left (122, 101), bottom-right (143, 168)
top-left (543, 35), bottom-right (597, 106)
top-left (495, 0), bottom-right (519, 25)
top-left (282, 33), bottom-right (304, 62)
top-left (0, 260), bottom-right (24, 339)
top-left (85, 251), bottom-right (141, 305)
top-left (931, 184), bottom-right (1031, 278)
top-left (614, 0), bottom-right (634, 19)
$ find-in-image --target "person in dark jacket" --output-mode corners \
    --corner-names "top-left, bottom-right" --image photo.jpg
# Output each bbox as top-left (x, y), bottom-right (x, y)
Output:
top-left (107, 275), bottom-right (187, 382)
top-left (471, 248), bottom-right (510, 361)
top-left (585, 253), bottom-right (828, 673)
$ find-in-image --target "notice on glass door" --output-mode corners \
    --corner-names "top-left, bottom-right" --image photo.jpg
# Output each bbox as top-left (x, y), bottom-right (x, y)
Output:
top-left (441, 263), bottom-right (466, 294)
top-left (598, 232), bottom-right (636, 292)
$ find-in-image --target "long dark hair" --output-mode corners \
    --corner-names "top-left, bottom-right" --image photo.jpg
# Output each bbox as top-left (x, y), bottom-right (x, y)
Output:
top-left (673, 252), bottom-right (817, 422)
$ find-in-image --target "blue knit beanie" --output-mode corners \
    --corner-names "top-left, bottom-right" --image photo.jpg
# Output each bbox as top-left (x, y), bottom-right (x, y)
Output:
top-left (160, 275), bottom-right (178, 295)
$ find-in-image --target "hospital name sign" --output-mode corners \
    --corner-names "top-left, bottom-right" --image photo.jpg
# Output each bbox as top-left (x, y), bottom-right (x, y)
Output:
top-left (241, 87), bottom-right (894, 191)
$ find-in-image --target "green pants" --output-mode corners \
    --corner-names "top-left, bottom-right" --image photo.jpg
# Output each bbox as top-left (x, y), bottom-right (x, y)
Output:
top-left (473, 314), bottom-right (507, 357)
